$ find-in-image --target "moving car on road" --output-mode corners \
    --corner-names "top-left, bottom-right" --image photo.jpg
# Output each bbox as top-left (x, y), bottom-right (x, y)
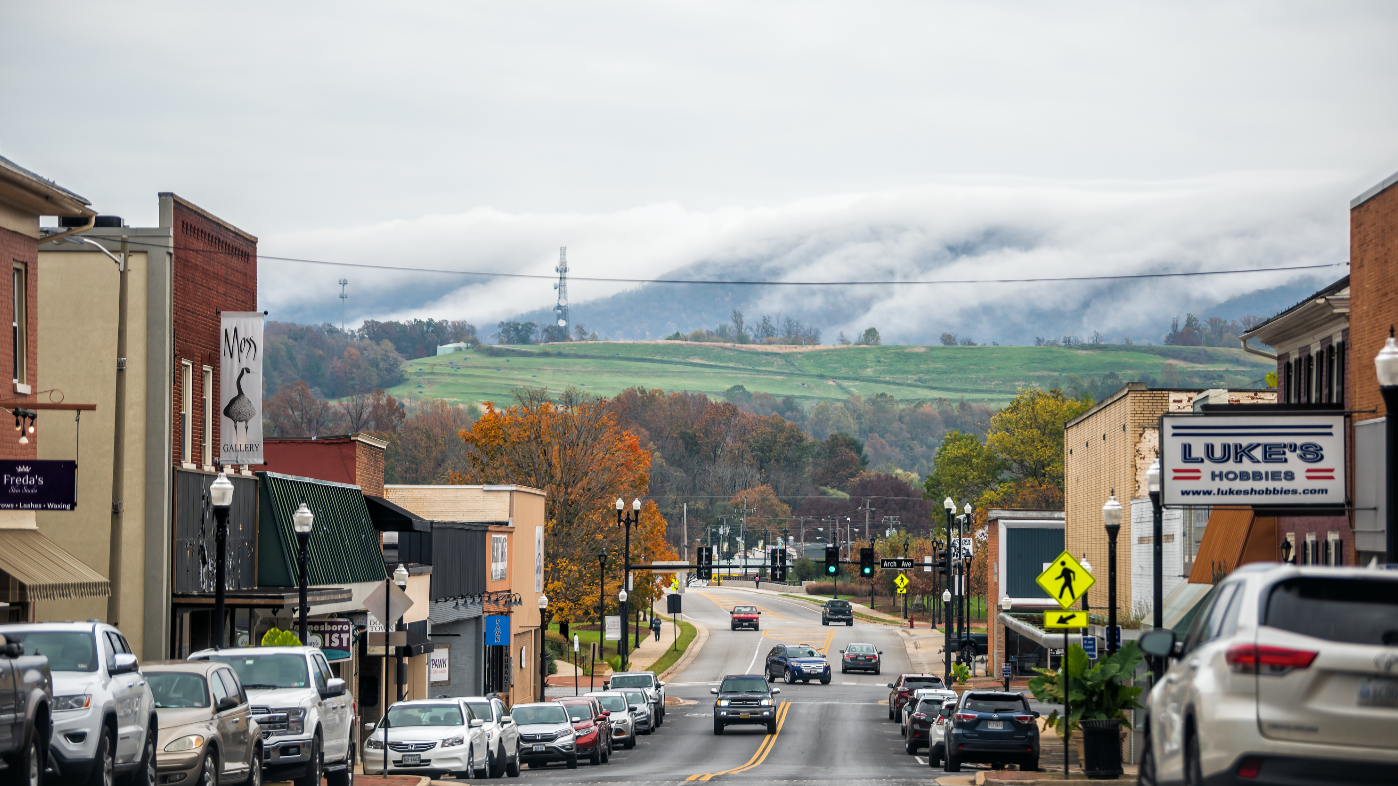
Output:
top-left (730, 605), bottom-right (761, 631)
top-left (1138, 564), bottom-right (1398, 786)
top-left (900, 686), bottom-right (957, 738)
top-left (146, 660), bottom-right (263, 786)
top-left (459, 695), bottom-right (521, 778)
top-left (840, 643), bottom-right (882, 674)
top-left (765, 644), bottom-right (832, 685)
top-left (512, 703), bottom-right (580, 770)
top-left (943, 691), bottom-right (1039, 772)
top-left (555, 698), bottom-right (611, 766)
top-left (607, 670), bottom-right (666, 724)
top-left (361, 698), bottom-right (489, 779)
top-left (887, 674), bottom-right (946, 721)
top-left (822, 599), bottom-right (854, 626)
top-left (584, 692), bottom-right (637, 750)
top-left (711, 674), bottom-right (780, 735)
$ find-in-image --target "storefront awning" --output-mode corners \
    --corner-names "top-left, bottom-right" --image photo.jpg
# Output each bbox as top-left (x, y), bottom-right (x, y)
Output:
top-left (0, 529), bottom-right (109, 600)
top-left (257, 472), bottom-right (388, 588)
top-left (365, 495), bottom-right (430, 533)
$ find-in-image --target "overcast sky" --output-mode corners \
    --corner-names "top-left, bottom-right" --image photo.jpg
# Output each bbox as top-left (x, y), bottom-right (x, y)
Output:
top-left (3, 1), bottom-right (1394, 331)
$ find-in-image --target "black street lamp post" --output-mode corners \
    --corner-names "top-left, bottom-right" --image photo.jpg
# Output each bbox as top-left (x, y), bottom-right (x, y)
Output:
top-left (1102, 492), bottom-right (1122, 656)
top-left (209, 471), bottom-right (235, 649)
top-left (596, 549), bottom-right (606, 692)
top-left (960, 503), bottom-right (971, 643)
top-left (1147, 458), bottom-right (1164, 683)
top-left (537, 594), bottom-right (549, 701)
top-left (293, 503), bottom-right (315, 645)
top-left (616, 498), bottom-right (641, 669)
top-left (942, 497), bottom-right (956, 680)
top-left (394, 563), bottom-right (409, 702)
top-left (1375, 328), bottom-right (1398, 564)
top-left (942, 588), bottom-right (952, 682)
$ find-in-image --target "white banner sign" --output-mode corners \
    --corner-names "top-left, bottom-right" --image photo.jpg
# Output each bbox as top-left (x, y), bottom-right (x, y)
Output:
top-left (429, 646), bottom-right (450, 683)
top-left (1161, 414), bottom-right (1346, 507)
top-left (219, 312), bottom-right (264, 465)
top-left (534, 525), bottom-right (544, 593)
top-left (604, 615), bottom-right (621, 641)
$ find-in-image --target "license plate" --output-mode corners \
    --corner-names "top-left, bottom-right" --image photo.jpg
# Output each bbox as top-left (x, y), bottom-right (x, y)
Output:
top-left (1359, 678), bottom-right (1398, 708)
top-left (986, 721), bottom-right (1003, 730)
top-left (532, 744), bottom-right (546, 753)
top-left (740, 713), bottom-right (750, 719)
top-left (401, 754), bottom-right (421, 766)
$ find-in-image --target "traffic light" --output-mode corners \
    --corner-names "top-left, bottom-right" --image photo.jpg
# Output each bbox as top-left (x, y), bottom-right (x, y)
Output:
top-left (770, 547), bottom-right (787, 582)
top-left (696, 546), bottom-right (712, 580)
top-left (859, 547), bottom-right (875, 576)
top-left (824, 545), bottom-right (840, 575)
top-left (932, 546), bottom-right (949, 576)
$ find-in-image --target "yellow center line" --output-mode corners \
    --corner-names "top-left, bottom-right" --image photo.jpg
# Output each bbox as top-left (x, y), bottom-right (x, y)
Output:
top-left (690, 701), bottom-right (790, 781)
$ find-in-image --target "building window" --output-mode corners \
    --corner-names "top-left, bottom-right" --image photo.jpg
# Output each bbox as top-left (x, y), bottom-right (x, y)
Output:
top-left (202, 366), bottom-right (213, 467)
top-left (1336, 341), bottom-right (1346, 405)
top-left (11, 263), bottom-right (25, 387)
top-left (1326, 531), bottom-right (1340, 566)
top-left (1324, 345), bottom-right (1335, 404)
top-left (1304, 532), bottom-right (1317, 565)
top-left (181, 361), bottom-right (192, 465)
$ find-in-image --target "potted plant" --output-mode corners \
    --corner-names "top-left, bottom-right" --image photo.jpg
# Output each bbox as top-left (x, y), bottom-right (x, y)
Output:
top-left (1028, 642), bottom-right (1143, 779)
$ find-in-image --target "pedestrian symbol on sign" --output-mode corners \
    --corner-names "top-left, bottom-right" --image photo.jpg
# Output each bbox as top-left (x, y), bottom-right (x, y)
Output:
top-left (1034, 551), bottom-right (1095, 610)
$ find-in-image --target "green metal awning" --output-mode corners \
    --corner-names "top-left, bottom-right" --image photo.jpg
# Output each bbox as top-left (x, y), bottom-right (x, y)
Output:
top-left (256, 472), bottom-right (388, 588)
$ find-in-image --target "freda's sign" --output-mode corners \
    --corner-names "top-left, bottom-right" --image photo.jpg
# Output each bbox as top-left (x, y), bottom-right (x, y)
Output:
top-left (0, 460), bottom-right (77, 510)
top-left (1160, 414), bottom-right (1345, 507)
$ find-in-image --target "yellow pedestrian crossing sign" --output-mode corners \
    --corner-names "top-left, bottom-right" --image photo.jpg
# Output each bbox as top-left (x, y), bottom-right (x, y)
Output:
top-left (1036, 550), bottom-right (1095, 610)
top-left (1043, 610), bottom-right (1089, 629)
top-left (894, 573), bottom-right (909, 589)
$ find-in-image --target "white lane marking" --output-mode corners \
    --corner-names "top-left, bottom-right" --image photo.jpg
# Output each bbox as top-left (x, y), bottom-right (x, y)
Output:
top-left (745, 633), bottom-right (768, 674)
top-left (842, 682), bottom-right (857, 685)
top-left (915, 756), bottom-right (927, 765)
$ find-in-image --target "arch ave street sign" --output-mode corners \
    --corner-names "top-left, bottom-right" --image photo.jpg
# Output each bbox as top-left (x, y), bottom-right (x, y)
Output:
top-left (1036, 550), bottom-right (1094, 610)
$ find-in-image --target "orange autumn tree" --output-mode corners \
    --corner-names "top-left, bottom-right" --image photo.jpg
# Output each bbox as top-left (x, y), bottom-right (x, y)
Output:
top-left (451, 387), bottom-right (676, 625)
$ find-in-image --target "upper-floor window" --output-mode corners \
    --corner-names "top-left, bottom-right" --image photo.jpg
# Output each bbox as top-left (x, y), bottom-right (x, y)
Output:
top-left (202, 366), bottom-right (213, 467)
top-left (181, 361), bottom-right (193, 465)
top-left (11, 263), bottom-right (25, 387)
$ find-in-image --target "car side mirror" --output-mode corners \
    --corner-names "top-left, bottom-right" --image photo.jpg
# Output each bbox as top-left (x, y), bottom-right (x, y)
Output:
top-left (323, 678), bottom-right (346, 698)
top-left (501, 716), bottom-right (513, 725)
top-left (658, 682), bottom-right (665, 687)
top-left (600, 710), bottom-right (611, 717)
top-left (111, 652), bottom-right (139, 675)
top-left (710, 688), bottom-right (718, 695)
top-left (602, 681), bottom-right (610, 690)
top-left (470, 719), bottom-right (485, 728)
top-left (217, 695), bottom-right (240, 712)
top-left (0, 635), bottom-right (20, 658)
top-left (1139, 629), bottom-right (1177, 658)
top-left (878, 651), bottom-right (883, 655)
top-left (886, 683), bottom-right (894, 689)
top-left (1032, 711), bottom-right (1041, 718)
top-left (364, 722), bottom-right (376, 732)
top-left (771, 688), bottom-right (781, 694)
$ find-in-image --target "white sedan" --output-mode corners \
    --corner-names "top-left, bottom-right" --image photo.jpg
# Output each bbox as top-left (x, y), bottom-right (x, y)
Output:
top-left (362, 698), bottom-right (490, 779)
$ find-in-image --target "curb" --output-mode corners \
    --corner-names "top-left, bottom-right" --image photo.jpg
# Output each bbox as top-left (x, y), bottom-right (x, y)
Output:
top-left (659, 615), bottom-right (709, 682)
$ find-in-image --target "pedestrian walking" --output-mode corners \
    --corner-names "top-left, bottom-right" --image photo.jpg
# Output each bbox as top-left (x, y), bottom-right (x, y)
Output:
top-left (650, 616), bottom-right (662, 642)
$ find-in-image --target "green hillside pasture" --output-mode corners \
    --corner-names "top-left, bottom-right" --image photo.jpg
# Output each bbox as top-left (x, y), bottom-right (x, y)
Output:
top-left (387, 342), bottom-right (1272, 408)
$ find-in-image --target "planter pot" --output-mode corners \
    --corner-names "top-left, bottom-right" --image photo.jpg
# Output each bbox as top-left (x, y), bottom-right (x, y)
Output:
top-left (1078, 719), bottom-right (1124, 779)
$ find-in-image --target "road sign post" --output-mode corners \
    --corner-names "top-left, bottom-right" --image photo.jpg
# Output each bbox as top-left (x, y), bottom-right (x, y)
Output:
top-left (1036, 550), bottom-right (1096, 781)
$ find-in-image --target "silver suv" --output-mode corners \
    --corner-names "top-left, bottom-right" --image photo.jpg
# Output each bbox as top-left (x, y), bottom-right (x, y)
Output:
top-left (1139, 564), bottom-right (1398, 785)
top-left (606, 671), bottom-right (666, 725)
top-left (0, 622), bottom-right (157, 786)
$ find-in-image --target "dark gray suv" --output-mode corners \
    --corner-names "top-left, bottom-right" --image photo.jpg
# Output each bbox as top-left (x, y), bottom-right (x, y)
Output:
top-left (821, 599), bottom-right (854, 626)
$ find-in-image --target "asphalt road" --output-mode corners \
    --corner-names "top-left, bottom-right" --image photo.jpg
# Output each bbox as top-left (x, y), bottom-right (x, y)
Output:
top-left (513, 586), bottom-right (968, 785)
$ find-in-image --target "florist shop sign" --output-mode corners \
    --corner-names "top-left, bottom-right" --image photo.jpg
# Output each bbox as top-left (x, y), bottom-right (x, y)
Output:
top-left (0, 460), bottom-right (76, 510)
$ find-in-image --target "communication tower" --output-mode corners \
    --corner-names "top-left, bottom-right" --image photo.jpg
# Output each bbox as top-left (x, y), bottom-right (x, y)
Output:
top-left (338, 278), bottom-right (349, 331)
top-left (552, 247), bottom-right (569, 333)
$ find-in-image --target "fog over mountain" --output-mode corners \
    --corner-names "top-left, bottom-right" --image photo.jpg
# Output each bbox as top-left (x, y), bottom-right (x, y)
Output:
top-left (262, 172), bottom-right (1349, 345)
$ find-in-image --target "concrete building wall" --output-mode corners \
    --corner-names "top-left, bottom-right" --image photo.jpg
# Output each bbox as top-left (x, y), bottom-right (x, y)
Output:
top-left (1350, 172), bottom-right (1398, 425)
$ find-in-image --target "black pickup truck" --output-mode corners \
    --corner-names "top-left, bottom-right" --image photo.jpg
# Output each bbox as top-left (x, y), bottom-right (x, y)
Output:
top-left (948, 632), bottom-right (989, 658)
top-left (0, 632), bottom-right (53, 785)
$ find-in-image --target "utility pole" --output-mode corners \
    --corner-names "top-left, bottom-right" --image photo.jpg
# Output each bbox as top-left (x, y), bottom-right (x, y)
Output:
top-left (338, 278), bottom-right (348, 331)
top-left (682, 503), bottom-right (688, 563)
top-left (864, 498), bottom-right (873, 542)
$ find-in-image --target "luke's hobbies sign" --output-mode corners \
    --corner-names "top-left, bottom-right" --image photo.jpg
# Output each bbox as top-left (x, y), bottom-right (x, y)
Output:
top-left (0, 460), bottom-right (77, 510)
top-left (1160, 414), bottom-right (1345, 507)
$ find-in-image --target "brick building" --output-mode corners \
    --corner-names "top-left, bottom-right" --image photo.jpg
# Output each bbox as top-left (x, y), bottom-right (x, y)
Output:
top-left (262, 434), bottom-right (388, 494)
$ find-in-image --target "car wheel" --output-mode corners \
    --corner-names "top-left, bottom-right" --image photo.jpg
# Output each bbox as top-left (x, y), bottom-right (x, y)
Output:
top-left (905, 739), bottom-right (918, 755)
top-left (325, 740), bottom-right (353, 786)
top-left (784, 670), bottom-right (796, 684)
top-left (730, 624), bottom-right (736, 630)
top-left (293, 736), bottom-right (321, 786)
top-left (874, 666), bottom-right (881, 675)
top-left (198, 751), bottom-right (218, 786)
top-left (840, 666), bottom-right (847, 674)
top-left (600, 739), bottom-right (609, 764)
top-left (765, 720), bottom-right (776, 734)
top-left (1137, 731), bottom-right (1157, 786)
top-left (1185, 728), bottom-right (1205, 786)
top-left (566, 755), bottom-right (578, 770)
top-left (5, 733), bottom-right (40, 786)
top-left (244, 747), bottom-right (262, 786)
top-left (944, 752), bottom-right (960, 773)
top-left (455, 749), bottom-right (473, 780)
top-left (487, 744), bottom-right (504, 778)
top-left (589, 745), bottom-right (601, 766)
top-left (821, 618), bottom-right (828, 626)
top-left (505, 746), bottom-right (522, 778)
top-left (85, 727), bottom-right (114, 786)
top-left (847, 620), bottom-right (853, 626)
top-left (624, 733), bottom-right (636, 750)
top-left (928, 745), bottom-right (942, 768)
top-left (819, 676), bottom-right (830, 685)
top-left (125, 724), bottom-right (156, 786)
top-left (713, 720), bottom-right (724, 735)
top-left (1024, 756), bottom-right (1039, 773)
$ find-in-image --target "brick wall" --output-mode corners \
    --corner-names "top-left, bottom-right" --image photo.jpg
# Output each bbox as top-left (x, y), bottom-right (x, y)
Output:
top-left (168, 195), bottom-right (257, 467)
top-left (0, 226), bottom-right (38, 461)
top-left (1351, 178), bottom-right (1398, 423)
top-left (355, 438), bottom-right (385, 497)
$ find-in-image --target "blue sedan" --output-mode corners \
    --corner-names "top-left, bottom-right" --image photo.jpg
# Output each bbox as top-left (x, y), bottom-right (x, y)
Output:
top-left (764, 644), bottom-right (832, 685)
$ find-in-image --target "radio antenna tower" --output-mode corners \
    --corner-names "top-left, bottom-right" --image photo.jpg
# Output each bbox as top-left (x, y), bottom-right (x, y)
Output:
top-left (552, 247), bottom-right (569, 337)
top-left (338, 278), bottom-right (349, 331)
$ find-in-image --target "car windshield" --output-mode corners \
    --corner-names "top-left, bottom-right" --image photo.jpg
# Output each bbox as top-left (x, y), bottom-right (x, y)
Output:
top-left (593, 694), bottom-right (628, 713)
top-left (147, 672), bottom-right (210, 708)
top-left (2, 631), bottom-right (98, 672)
top-left (558, 703), bottom-right (594, 722)
top-left (387, 704), bottom-right (464, 727)
top-left (915, 699), bottom-right (942, 714)
top-left (623, 689), bottom-right (649, 706)
top-left (965, 696), bottom-right (1027, 713)
top-left (846, 644), bottom-right (876, 654)
top-left (787, 646), bottom-right (820, 658)
top-left (610, 674), bottom-right (653, 688)
top-left (1265, 577), bottom-right (1398, 645)
top-left (827, 601), bottom-right (849, 609)
top-left (466, 703), bottom-right (493, 721)
top-left (733, 606), bottom-right (757, 614)
top-left (719, 676), bottom-right (769, 693)
top-left (205, 653), bottom-right (309, 689)
top-left (511, 705), bottom-right (569, 725)
top-left (904, 677), bottom-right (944, 690)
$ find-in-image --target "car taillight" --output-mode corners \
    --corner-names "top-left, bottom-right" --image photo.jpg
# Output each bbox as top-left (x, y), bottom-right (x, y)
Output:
top-left (955, 711), bottom-right (977, 723)
top-left (1013, 714), bottom-right (1033, 724)
top-left (912, 713), bottom-right (926, 720)
top-left (1236, 756), bottom-right (1264, 779)
top-left (1226, 644), bottom-right (1318, 675)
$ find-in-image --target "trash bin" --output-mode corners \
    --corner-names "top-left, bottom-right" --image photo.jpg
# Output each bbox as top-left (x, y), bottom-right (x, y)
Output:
top-left (1079, 719), bottom-right (1124, 779)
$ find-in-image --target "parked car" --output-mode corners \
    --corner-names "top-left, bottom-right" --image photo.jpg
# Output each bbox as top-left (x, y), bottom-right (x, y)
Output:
top-left (764, 644), bottom-right (831, 685)
top-left (839, 643), bottom-right (882, 674)
top-left (730, 605), bottom-right (761, 631)
top-left (607, 670), bottom-right (667, 724)
top-left (459, 695), bottom-right (521, 777)
top-left (189, 646), bottom-right (354, 786)
top-left (943, 690), bottom-right (1040, 772)
top-left (145, 661), bottom-right (262, 786)
top-left (904, 695), bottom-right (955, 757)
top-left (0, 631), bottom-right (52, 786)
top-left (0, 622), bottom-right (157, 786)
top-left (948, 632), bottom-right (990, 660)
top-left (360, 698), bottom-right (488, 779)
top-left (886, 674), bottom-right (946, 721)
top-left (711, 674), bottom-right (780, 735)
top-left (555, 698), bottom-right (611, 765)
top-left (584, 692), bottom-right (636, 750)
top-left (618, 689), bottom-right (654, 734)
top-left (924, 699), bottom-right (957, 766)
top-left (1138, 564), bottom-right (1398, 786)
top-left (511, 703), bottom-right (579, 769)
top-left (821, 599), bottom-right (854, 626)
top-left (900, 686), bottom-right (957, 738)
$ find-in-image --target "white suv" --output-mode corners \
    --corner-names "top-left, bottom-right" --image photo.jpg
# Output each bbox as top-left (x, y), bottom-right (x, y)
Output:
top-left (190, 647), bottom-right (354, 786)
top-left (1139, 564), bottom-right (1398, 785)
top-left (0, 622), bottom-right (157, 786)
top-left (457, 695), bottom-right (521, 777)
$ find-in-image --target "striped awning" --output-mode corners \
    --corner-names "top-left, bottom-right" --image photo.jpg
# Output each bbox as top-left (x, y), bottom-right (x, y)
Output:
top-left (0, 529), bottom-right (110, 600)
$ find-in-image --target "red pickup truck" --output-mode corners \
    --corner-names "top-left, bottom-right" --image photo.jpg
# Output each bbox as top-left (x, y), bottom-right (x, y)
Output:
top-left (730, 605), bottom-right (761, 631)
